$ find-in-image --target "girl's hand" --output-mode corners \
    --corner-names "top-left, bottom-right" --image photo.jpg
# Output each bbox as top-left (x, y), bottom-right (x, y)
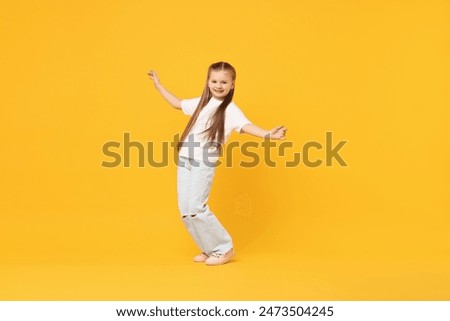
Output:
top-left (147, 70), bottom-right (182, 109)
top-left (269, 125), bottom-right (288, 140)
top-left (148, 70), bottom-right (161, 88)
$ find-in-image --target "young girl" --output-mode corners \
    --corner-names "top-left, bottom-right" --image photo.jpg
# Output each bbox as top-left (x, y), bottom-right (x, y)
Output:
top-left (148, 62), bottom-right (287, 266)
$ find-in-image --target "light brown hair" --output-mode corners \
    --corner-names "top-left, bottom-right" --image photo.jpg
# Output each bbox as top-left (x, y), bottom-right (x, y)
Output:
top-left (178, 61), bottom-right (236, 154)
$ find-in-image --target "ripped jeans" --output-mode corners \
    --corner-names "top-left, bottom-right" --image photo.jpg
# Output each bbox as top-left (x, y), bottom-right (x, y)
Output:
top-left (177, 156), bottom-right (233, 256)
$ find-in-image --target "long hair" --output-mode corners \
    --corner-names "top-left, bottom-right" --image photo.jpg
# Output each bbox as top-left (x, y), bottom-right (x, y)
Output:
top-left (177, 61), bottom-right (236, 154)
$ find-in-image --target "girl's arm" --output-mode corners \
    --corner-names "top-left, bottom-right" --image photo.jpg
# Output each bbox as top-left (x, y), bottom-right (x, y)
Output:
top-left (241, 124), bottom-right (287, 140)
top-left (148, 70), bottom-right (182, 109)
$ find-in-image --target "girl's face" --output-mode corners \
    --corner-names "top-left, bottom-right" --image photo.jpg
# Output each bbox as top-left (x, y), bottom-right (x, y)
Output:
top-left (208, 70), bottom-right (234, 100)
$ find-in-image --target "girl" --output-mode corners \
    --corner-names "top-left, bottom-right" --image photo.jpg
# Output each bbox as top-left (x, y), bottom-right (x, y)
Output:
top-left (148, 62), bottom-right (287, 266)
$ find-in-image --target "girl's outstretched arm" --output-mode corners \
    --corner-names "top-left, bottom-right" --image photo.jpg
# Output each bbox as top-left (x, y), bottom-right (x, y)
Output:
top-left (148, 70), bottom-right (182, 109)
top-left (241, 124), bottom-right (287, 140)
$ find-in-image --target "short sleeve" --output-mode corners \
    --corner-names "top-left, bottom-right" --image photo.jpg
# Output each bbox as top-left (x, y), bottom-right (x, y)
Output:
top-left (227, 103), bottom-right (252, 134)
top-left (180, 97), bottom-right (201, 116)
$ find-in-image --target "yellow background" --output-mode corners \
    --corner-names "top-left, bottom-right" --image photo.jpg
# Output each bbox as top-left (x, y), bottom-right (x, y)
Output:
top-left (1, 0), bottom-right (449, 300)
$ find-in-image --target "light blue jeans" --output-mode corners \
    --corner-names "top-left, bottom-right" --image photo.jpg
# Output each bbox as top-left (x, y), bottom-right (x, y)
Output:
top-left (177, 156), bottom-right (233, 256)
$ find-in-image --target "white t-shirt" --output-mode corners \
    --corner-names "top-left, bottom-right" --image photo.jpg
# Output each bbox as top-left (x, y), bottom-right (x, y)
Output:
top-left (179, 96), bottom-right (252, 163)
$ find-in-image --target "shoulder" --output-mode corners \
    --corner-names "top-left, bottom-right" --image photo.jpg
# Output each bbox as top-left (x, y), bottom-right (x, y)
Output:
top-left (226, 101), bottom-right (248, 118)
top-left (181, 97), bottom-right (201, 115)
top-left (226, 101), bottom-right (243, 113)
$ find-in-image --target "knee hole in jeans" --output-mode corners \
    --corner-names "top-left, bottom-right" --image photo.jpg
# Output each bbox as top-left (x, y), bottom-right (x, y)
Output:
top-left (181, 214), bottom-right (197, 219)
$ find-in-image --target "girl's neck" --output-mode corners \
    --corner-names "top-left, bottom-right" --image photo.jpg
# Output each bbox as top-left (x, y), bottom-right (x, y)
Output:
top-left (211, 96), bottom-right (225, 102)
